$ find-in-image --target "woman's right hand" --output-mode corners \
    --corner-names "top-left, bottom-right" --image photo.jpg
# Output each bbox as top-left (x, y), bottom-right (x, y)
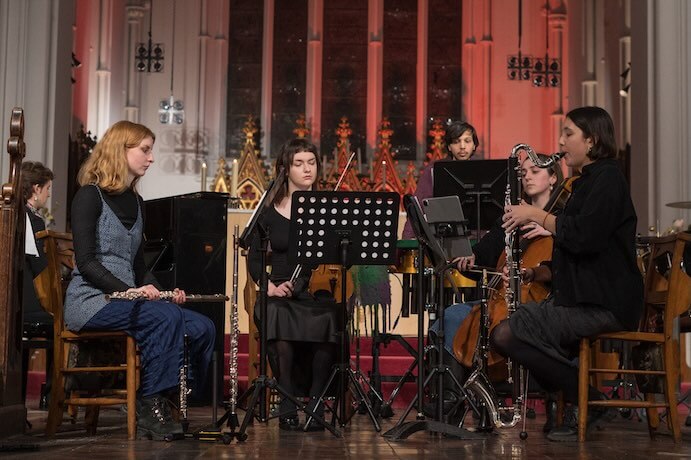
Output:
top-left (454, 254), bottom-right (476, 272)
top-left (268, 280), bottom-right (294, 298)
top-left (126, 284), bottom-right (161, 300)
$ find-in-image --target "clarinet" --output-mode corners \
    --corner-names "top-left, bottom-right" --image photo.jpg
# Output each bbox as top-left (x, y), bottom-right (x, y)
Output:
top-left (179, 334), bottom-right (191, 429)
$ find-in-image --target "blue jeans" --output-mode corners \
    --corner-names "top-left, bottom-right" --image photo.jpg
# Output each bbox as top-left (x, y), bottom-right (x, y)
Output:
top-left (84, 300), bottom-right (215, 397)
top-left (428, 301), bottom-right (478, 361)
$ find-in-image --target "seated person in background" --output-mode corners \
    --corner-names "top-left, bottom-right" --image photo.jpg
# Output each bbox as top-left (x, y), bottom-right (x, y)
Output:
top-left (21, 161), bottom-right (54, 406)
top-left (427, 153), bottom-right (563, 423)
top-left (65, 121), bottom-right (215, 440)
top-left (495, 106), bottom-right (643, 442)
top-left (247, 138), bottom-right (340, 432)
top-left (402, 121), bottom-right (478, 239)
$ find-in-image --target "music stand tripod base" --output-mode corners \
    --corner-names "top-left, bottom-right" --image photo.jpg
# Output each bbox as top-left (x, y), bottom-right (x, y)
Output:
top-left (290, 191), bottom-right (401, 432)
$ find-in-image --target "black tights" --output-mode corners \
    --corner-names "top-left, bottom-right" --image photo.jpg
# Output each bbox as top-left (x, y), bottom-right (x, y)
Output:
top-left (490, 320), bottom-right (582, 403)
top-left (271, 340), bottom-right (337, 414)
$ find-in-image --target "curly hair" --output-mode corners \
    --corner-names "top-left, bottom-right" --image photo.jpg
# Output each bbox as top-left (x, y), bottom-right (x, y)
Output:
top-left (77, 121), bottom-right (155, 193)
top-left (21, 161), bottom-right (54, 201)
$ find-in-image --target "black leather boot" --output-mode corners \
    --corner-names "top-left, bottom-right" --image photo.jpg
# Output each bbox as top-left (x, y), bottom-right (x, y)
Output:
top-left (543, 393), bottom-right (559, 433)
top-left (137, 394), bottom-right (184, 440)
top-left (278, 397), bottom-right (300, 431)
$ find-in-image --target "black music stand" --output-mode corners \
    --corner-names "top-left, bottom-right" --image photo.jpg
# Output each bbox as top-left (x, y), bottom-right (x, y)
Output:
top-left (382, 195), bottom-right (484, 441)
top-left (288, 191), bottom-right (400, 432)
top-left (229, 171), bottom-right (342, 441)
top-left (433, 159), bottom-right (507, 241)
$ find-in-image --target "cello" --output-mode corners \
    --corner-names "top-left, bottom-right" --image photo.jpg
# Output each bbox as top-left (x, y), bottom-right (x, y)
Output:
top-left (452, 176), bottom-right (576, 381)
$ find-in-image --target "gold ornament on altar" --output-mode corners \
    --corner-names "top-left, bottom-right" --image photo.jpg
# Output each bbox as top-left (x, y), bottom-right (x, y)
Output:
top-left (212, 113), bottom-right (456, 210)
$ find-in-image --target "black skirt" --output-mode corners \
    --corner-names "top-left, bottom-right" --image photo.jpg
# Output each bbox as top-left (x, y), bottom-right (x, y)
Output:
top-left (255, 291), bottom-right (341, 344)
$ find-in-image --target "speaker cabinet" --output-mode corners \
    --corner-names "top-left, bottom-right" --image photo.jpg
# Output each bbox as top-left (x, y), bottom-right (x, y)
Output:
top-left (144, 192), bottom-right (228, 405)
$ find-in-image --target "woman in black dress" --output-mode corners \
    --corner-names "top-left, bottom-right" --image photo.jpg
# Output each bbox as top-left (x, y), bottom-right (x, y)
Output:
top-left (248, 138), bottom-right (339, 431)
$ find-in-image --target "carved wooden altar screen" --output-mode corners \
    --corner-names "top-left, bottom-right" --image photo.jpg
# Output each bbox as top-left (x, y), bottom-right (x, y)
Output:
top-left (0, 108), bottom-right (27, 437)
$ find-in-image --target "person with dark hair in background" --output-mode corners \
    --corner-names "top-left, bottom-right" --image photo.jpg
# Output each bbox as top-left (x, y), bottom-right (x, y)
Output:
top-left (247, 138), bottom-right (340, 432)
top-left (21, 161), bottom-right (54, 407)
top-left (65, 120), bottom-right (215, 440)
top-left (402, 121), bottom-right (478, 239)
top-left (495, 106), bottom-right (643, 442)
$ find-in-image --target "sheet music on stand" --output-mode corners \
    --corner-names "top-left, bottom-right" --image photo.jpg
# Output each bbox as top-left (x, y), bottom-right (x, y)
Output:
top-left (288, 191), bottom-right (400, 266)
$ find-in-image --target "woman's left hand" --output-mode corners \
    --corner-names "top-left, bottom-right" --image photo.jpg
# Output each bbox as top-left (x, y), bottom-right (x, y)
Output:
top-left (171, 288), bottom-right (186, 305)
top-left (502, 202), bottom-right (538, 233)
top-left (520, 222), bottom-right (552, 239)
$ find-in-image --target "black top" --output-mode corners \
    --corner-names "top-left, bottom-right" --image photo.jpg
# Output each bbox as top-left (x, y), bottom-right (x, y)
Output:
top-left (471, 217), bottom-right (505, 271)
top-left (552, 159), bottom-right (643, 330)
top-left (247, 206), bottom-right (314, 291)
top-left (70, 185), bottom-right (159, 293)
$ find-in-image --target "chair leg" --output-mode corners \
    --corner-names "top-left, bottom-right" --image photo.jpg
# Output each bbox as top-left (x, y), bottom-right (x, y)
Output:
top-left (68, 392), bottom-right (79, 422)
top-left (84, 406), bottom-right (100, 435)
top-left (644, 392), bottom-right (659, 438)
top-left (45, 340), bottom-right (68, 436)
top-left (663, 339), bottom-right (681, 442)
top-left (578, 339), bottom-right (590, 442)
top-left (126, 337), bottom-right (137, 441)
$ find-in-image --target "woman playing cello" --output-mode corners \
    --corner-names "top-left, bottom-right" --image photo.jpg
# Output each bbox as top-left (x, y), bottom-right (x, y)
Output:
top-left (427, 153), bottom-right (563, 418)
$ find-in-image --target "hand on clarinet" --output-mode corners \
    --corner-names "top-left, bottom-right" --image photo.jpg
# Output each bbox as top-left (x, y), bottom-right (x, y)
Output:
top-left (501, 265), bottom-right (535, 290)
top-left (502, 201), bottom-right (539, 233)
top-left (453, 253), bottom-right (476, 272)
top-left (269, 280), bottom-right (294, 298)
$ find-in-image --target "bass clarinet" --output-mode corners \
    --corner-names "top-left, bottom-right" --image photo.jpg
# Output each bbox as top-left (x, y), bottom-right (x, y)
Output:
top-left (464, 144), bottom-right (563, 435)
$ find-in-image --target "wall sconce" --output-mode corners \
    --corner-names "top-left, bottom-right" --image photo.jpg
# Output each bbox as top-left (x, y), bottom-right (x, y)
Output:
top-left (619, 62), bottom-right (631, 97)
top-left (159, 95), bottom-right (184, 125)
top-left (135, 2), bottom-right (164, 73)
top-left (158, 0), bottom-right (184, 124)
top-left (619, 84), bottom-right (630, 97)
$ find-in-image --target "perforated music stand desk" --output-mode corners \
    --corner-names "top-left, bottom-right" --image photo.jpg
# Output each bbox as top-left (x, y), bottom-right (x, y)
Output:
top-left (289, 191), bottom-right (400, 431)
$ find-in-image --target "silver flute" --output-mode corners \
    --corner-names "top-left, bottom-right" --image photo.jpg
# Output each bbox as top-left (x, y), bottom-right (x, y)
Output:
top-left (106, 291), bottom-right (229, 302)
top-left (228, 225), bottom-right (241, 423)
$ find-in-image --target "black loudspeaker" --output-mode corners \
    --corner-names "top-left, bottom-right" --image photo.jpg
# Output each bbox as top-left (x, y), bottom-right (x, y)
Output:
top-left (144, 192), bottom-right (228, 406)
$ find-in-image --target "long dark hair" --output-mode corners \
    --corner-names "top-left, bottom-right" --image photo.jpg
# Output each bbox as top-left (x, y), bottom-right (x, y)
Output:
top-left (565, 106), bottom-right (617, 160)
top-left (521, 153), bottom-right (564, 205)
top-left (272, 138), bottom-right (321, 206)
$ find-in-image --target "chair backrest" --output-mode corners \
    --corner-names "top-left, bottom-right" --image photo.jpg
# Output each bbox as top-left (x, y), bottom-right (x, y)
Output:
top-left (642, 232), bottom-right (691, 333)
top-left (33, 230), bottom-right (74, 321)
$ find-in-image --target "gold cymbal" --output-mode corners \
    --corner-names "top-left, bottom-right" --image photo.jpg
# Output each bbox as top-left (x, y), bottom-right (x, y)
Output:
top-left (666, 201), bottom-right (691, 209)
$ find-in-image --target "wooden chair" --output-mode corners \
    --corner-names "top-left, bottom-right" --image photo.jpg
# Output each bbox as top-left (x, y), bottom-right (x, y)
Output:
top-left (40, 230), bottom-right (139, 440)
top-left (577, 232), bottom-right (691, 442)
